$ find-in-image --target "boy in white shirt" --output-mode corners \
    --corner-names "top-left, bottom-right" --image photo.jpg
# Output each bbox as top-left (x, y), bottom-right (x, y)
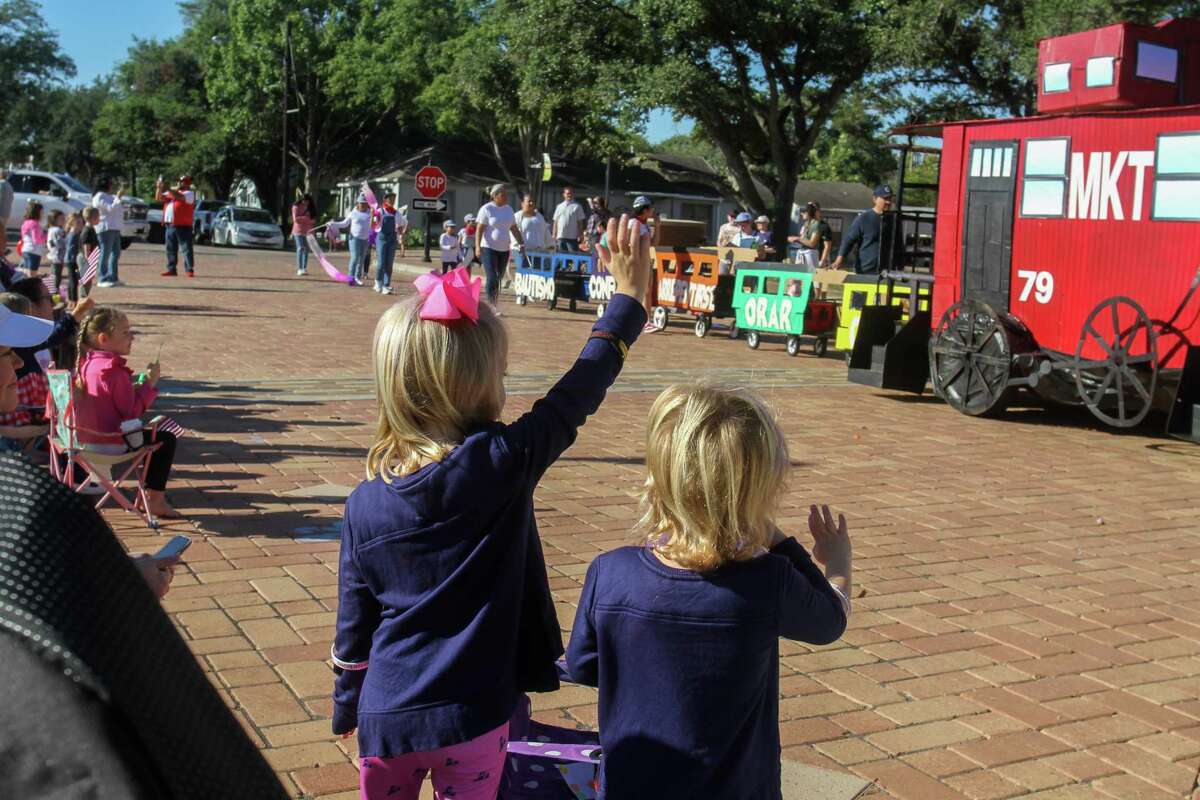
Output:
top-left (439, 220), bottom-right (459, 274)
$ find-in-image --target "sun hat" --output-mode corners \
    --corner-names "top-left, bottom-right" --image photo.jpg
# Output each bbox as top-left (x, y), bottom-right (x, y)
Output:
top-left (734, 211), bottom-right (753, 223)
top-left (0, 305), bottom-right (54, 348)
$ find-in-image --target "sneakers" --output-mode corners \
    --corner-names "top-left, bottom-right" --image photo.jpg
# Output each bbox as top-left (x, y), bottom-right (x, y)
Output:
top-left (186, 271), bottom-right (194, 278)
top-left (642, 322), bottom-right (659, 334)
top-left (161, 270), bottom-right (177, 277)
top-left (382, 286), bottom-right (393, 295)
top-left (296, 269), bottom-right (307, 276)
top-left (373, 284), bottom-right (382, 293)
top-left (97, 281), bottom-right (115, 289)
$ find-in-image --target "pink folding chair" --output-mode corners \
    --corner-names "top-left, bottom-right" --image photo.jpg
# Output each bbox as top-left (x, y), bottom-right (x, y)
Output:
top-left (46, 369), bottom-right (163, 529)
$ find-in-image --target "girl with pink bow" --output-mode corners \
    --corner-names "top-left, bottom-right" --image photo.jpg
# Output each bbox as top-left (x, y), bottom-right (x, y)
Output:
top-left (332, 217), bottom-right (652, 800)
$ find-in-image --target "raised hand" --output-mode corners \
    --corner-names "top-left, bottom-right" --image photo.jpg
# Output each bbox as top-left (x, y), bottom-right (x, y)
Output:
top-left (808, 504), bottom-right (850, 569)
top-left (603, 213), bottom-right (652, 304)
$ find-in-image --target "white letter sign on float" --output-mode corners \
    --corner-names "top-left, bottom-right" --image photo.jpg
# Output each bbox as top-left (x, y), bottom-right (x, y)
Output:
top-left (1067, 150), bottom-right (1154, 221)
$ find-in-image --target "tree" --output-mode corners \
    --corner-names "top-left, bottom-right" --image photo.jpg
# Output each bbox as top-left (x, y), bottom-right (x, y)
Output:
top-left (36, 82), bottom-right (115, 185)
top-left (616, 0), bottom-right (892, 235)
top-left (802, 91), bottom-right (896, 188)
top-left (882, 0), bottom-right (1185, 121)
top-left (423, 0), bottom-right (642, 200)
top-left (0, 0), bottom-right (76, 164)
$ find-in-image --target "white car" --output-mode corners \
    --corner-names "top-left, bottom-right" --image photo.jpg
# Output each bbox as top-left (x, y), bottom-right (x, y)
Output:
top-left (4, 170), bottom-right (149, 247)
top-left (211, 206), bottom-right (285, 249)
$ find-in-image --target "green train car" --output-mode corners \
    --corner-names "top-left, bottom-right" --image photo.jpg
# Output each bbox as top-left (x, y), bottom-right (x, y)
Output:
top-left (731, 263), bottom-right (838, 357)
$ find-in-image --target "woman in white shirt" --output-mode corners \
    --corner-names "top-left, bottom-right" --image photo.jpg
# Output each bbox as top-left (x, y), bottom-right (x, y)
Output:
top-left (90, 177), bottom-right (125, 287)
top-left (474, 184), bottom-right (524, 310)
top-left (332, 195), bottom-right (373, 286)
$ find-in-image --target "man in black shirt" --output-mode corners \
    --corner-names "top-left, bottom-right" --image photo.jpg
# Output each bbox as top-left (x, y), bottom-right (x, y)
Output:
top-left (833, 185), bottom-right (895, 274)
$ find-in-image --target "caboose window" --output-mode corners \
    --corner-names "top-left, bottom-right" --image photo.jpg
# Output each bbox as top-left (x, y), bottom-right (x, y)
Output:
top-left (1136, 42), bottom-right (1178, 83)
top-left (1020, 138), bottom-right (1069, 217)
top-left (1086, 57), bottom-right (1114, 88)
top-left (1152, 132), bottom-right (1200, 221)
top-left (1043, 62), bottom-right (1070, 93)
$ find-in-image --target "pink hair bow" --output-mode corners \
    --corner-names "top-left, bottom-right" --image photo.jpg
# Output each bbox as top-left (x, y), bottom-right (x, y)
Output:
top-left (414, 266), bottom-right (482, 323)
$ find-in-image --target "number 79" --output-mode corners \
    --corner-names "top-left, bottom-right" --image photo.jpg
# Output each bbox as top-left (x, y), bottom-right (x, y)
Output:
top-left (1017, 270), bottom-right (1054, 304)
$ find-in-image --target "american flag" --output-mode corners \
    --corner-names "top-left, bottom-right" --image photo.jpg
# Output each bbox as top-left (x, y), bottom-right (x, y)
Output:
top-left (81, 248), bottom-right (101, 287)
top-left (41, 274), bottom-right (59, 296)
top-left (153, 416), bottom-right (190, 438)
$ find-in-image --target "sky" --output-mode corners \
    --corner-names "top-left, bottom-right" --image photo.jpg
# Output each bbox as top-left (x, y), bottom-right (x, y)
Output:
top-left (42, 0), bottom-right (692, 144)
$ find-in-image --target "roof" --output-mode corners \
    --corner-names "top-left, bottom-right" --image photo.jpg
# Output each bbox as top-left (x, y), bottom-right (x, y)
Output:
top-left (793, 180), bottom-right (874, 211)
top-left (893, 102), bottom-right (1200, 137)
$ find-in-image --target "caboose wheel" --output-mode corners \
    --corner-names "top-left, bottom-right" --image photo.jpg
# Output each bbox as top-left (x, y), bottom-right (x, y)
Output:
top-left (785, 336), bottom-right (800, 357)
top-left (596, 303), bottom-right (606, 319)
top-left (930, 299), bottom-right (1014, 417)
top-left (652, 306), bottom-right (668, 331)
top-left (813, 337), bottom-right (828, 358)
top-left (516, 295), bottom-right (527, 306)
top-left (1073, 296), bottom-right (1158, 428)
top-left (694, 316), bottom-right (710, 338)
top-left (746, 330), bottom-right (760, 350)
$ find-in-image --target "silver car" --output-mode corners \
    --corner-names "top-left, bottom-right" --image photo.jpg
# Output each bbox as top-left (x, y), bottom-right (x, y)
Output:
top-left (211, 206), bottom-right (285, 249)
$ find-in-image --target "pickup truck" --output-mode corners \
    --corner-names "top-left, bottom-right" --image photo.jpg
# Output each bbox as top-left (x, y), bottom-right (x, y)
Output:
top-left (4, 169), bottom-right (149, 248)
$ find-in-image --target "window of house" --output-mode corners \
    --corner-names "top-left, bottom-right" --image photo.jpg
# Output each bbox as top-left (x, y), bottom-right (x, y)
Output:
top-left (1136, 42), bottom-right (1178, 83)
top-left (1152, 132), bottom-right (1200, 221)
top-left (1086, 57), bottom-right (1115, 88)
top-left (1043, 62), bottom-right (1071, 93)
top-left (1020, 138), bottom-right (1070, 217)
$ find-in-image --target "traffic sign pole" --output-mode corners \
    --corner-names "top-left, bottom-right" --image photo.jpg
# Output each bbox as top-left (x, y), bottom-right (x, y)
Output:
top-left (424, 213), bottom-right (431, 263)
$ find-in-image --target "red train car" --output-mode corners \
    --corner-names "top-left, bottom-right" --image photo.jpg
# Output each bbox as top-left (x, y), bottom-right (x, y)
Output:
top-left (853, 18), bottom-right (1200, 438)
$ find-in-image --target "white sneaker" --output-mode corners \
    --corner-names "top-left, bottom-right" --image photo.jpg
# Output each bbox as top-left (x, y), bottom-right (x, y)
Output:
top-left (297, 269), bottom-right (306, 276)
top-left (110, 280), bottom-right (124, 287)
top-left (382, 287), bottom-right (393, 295)
top-left (373, 285), bottom-right (382, 293)
top-left (97, 281), bottom-right (115, 289)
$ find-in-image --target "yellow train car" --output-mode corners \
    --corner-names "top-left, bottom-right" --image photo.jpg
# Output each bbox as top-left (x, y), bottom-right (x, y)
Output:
top-left (835, 276), bottom-right (915, 354)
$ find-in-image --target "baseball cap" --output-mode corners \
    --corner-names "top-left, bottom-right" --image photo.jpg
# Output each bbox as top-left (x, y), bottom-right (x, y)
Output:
top-left (734, 212), bottom-right (753, 223)
top-left (179, 175), bottom-right (192, 185)
top-left (464, 213), bottom-right (475, 222)
top-left (443, 219), bottom-right (456, 228)
top-left (632, 195), bottom-right (652, 211)
top-left (0, 305), bottom-right (54, 348)
top-left (755, 215), bottom-right (770, 224)
top-left (874, 185), bottom-right (894, 198)
top-left (356, 193), bottom-right (368, 203)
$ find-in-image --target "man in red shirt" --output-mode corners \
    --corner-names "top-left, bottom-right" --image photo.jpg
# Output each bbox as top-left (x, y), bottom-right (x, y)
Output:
top-left (155, 175), bottom-right (196, 277)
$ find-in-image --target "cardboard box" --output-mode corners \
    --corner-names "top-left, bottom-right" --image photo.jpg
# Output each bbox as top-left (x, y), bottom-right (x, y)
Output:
top-left (655, 218), bottom-right (708, 248)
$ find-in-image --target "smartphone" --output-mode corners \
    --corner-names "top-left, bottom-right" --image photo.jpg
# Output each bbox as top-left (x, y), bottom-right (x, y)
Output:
top-left (152, 535), bottom-right (192, 562)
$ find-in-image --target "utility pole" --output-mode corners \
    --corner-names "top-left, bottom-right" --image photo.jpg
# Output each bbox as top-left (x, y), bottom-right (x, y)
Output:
top-left (279, 20), bottom-right (291, 224)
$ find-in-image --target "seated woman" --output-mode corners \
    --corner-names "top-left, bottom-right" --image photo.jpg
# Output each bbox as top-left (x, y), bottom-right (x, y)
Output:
top-left (0, 294), bottom-right (50, 452)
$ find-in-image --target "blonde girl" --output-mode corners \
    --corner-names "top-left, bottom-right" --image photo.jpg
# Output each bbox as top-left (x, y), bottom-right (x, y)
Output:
top-left (332, 215), bottom-right (653, 800)
top-left (566, 384), bottom-right (853, 799)
top-left (73, 306), bottom-right (180, 519)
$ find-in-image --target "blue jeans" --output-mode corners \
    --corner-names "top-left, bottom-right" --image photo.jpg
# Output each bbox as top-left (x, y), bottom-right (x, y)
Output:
top-left (376, 237), bottom-right (396, 288)
top-left (294, 235), bottom-right (309, 273)
top-left (21, 252), bottom-right (41, 272)
top-left (165, 226), bottom-right (194, 273)
top-left (480, 248), bottom-right (509, 304)
top-left (556, 238), bottom-right (580, 253)
top-left (98, 230), bottom-right (122, 283)
top-left (348, 237), bottom-right (368, 282)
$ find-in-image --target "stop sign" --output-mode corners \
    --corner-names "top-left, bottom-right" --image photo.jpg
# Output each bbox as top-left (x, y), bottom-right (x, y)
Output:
top-left (415, 165), bottom-right (447, 199)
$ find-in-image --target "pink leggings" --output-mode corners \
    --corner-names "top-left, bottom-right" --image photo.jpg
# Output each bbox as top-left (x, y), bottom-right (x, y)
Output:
top-left (359, 722), bottom-right (509, 800)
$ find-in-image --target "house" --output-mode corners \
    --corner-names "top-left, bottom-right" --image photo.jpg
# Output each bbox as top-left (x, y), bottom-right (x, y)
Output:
top-left (335, 144), bottom-right (874, 247)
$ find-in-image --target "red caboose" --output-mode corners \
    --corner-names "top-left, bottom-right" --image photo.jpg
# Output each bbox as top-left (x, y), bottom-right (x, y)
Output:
top-left (851, 18), bottom-right (1200, 438)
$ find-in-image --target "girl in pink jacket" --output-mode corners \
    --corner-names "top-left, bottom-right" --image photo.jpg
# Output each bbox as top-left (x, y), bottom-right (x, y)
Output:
top-left (74, 306), bottom-right (181, 519)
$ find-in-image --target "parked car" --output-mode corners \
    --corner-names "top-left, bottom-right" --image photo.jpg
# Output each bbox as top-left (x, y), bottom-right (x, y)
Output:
top-left (3, 170), bottom-right (149, 248)
top-left (193, 200), bottom-right (229, 242)
top-left (211, 206), bottom-right (285, 249)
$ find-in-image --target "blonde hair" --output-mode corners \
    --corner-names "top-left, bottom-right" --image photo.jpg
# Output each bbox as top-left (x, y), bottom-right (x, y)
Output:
top-left (75, 306), bottom-right (127, 387)
top-left (367, 295), bottom-right (508, 481)
top-left (638, 384), bottom-right (789, 572)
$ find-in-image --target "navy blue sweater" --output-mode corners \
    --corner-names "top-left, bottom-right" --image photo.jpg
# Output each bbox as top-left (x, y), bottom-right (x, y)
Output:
top-left (566, 540), bottom-right (847, 799)
top-left (332, 293), bottom-right (645, 757)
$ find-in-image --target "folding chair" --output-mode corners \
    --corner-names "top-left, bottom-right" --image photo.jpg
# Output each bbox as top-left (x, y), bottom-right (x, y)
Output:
top-left (46, 369), bottom-right (162, 529)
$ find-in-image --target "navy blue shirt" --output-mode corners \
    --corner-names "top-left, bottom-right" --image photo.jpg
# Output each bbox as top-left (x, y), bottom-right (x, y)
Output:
top-left (837, 209), bottom-right (895, 274)
top-left (333, 294), bottom-right (646, 757)
top-left (566, 540), bottom-right (847, 799)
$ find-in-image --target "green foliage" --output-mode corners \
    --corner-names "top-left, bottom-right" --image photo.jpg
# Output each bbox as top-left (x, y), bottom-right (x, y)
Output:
top-left (802, 92), bottom-right (896, 188)
top-left (0, 0), bottom-right (76, 164)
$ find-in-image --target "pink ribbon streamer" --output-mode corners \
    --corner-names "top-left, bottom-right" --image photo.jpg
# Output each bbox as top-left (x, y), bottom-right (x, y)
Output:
top-left (414, 266), bottom-right (481, 323)
top-left (305, 233), bottom-right (354, 284)
top-left (360, 181), bottom-right (379, 211)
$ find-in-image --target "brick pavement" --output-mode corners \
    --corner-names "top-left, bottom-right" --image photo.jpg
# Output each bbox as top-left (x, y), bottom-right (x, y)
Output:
top-left (94, 243), bottom-right (1200, 799)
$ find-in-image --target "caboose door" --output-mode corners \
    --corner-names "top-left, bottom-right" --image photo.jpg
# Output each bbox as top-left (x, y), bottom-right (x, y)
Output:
top-left (961, 140), bottom-right (1018, 311)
